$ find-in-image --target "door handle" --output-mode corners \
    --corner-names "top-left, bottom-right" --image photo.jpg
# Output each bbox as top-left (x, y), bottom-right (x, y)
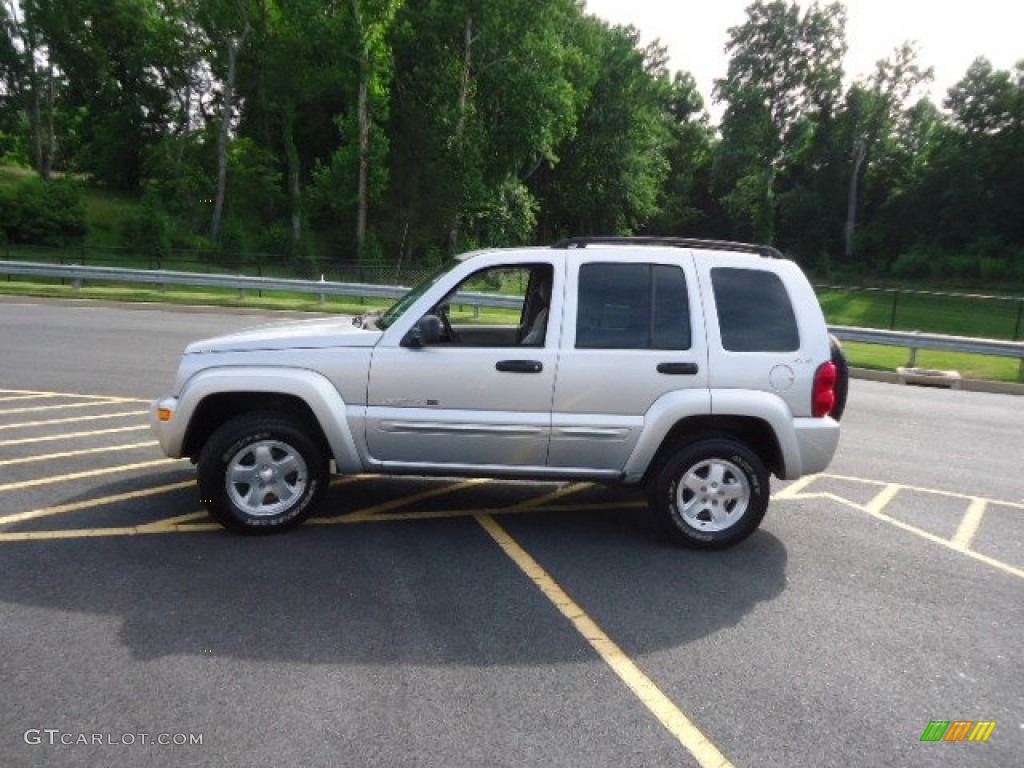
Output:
top-left (657, 362), bottom-right (699, 375)
top-left (496, 360), bottom-right (543, 373)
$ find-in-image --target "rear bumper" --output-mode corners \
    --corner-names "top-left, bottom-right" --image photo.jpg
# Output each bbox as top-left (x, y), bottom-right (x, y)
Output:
top-left (788, 417), bottom-right (840, 479)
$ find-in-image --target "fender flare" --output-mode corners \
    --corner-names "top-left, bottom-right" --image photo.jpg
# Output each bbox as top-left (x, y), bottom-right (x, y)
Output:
top-left (170, 367), bottom-right (363, 472)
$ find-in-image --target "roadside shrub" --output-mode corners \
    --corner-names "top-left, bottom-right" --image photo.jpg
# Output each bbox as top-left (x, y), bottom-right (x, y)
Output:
top-left (0, 177), bottom-right (87, 246)
top-left (890, 247), bottom-right (934, 279)
top-left (121, 193), bottom-right (173, 262)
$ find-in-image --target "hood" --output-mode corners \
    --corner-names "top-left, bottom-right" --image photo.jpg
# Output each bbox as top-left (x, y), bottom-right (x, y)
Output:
top-left (184, 315), bottom-right (381, 354)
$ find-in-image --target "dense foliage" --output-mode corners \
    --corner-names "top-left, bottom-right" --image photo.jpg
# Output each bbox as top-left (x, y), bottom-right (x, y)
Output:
top-left (1, 0), bottom-right (1021, 280)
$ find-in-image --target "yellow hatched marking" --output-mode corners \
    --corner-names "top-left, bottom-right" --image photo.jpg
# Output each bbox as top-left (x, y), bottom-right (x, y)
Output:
top-left (330, 479), bottom-right (490, 523)
top-left (0, 388), bottom-right (149, 403)
top-left (311, 498), bottom-right (648, 526)
top-left (0, 459), bottom-right (178, 494)
top-left (0, 481), bottom-right (194, 527)
top-left (0, 399), bottom-right (141, 416)
top-left (773, 475), bottom-right (819, 500)
top-left (138, 511), bottom-right (209, 529)
top-left (864, 484), bottom-right (902, 515)
top-left (821, 472), bottom-right (1024, 511)
top-left (951, 499), bottom-right (988, 551)
top-left (0, 441), bottom-right (157, 467)
top-left (783, 477), bottom-right (1023, 580)
top-left (476, 513), bottom-right (734, 768)
top-left (0, 424), bottom-right (149, 447)
top-left (503, 482), bottom-right (591, 511)
top-left (0, 411), bottom-right (147, 431)
top-left (0, 394), bottom-right (55, 403)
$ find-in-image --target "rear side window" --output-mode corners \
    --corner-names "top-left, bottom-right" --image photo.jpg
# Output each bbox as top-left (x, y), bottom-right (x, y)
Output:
top-left (711, 267), bottom-right (799, 352)
top-left (576, 263), bottom-right (691, 349)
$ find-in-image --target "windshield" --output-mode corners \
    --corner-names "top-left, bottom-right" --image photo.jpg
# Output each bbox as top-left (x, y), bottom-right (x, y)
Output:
top-left (377, 261), bottom-right (455, 330)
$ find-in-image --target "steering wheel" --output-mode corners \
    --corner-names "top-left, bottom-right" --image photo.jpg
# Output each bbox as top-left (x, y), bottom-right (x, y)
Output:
top-left (438, 304), bottom-right (459, 342)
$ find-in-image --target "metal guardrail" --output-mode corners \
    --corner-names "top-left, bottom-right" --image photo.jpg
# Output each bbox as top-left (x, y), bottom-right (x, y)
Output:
top-left (1, 259), bottom-right (1021, 363)
top-left (829, 326), bottom-right (1023, 360)
top-left (0, 259), bottom-right (523, 310)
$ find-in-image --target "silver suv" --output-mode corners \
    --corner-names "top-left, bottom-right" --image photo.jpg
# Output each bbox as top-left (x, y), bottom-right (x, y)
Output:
top-left (152, 237), bottom-right (846, 548)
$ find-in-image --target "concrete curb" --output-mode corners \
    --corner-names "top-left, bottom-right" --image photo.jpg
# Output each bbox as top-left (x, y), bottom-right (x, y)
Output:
top-left (851, 367), bottom-right (1023, 396)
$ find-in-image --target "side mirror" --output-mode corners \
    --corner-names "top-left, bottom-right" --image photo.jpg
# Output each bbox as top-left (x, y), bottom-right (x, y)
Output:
top-left (402, 314), bottom-right (443, 348)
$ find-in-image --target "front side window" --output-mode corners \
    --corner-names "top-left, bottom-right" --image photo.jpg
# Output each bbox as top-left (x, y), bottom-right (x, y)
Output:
top-left (711, 267), bottom-right (799, 352)
top-left (576, 263), bottom-right (691, 350)
top-left (432, 264), bottom-right (553, 347)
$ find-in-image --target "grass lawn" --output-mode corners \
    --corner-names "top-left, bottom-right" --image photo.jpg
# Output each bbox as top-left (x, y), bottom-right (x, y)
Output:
top-left (842, 341), bottom-right (1022, 383)
top-left (818, 287), bottom-right (1023, 341)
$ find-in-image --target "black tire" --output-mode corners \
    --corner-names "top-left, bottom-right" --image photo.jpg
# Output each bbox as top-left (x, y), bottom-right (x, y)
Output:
top-left (829, 334), bottom-right (850, 422)
top-left (648, 438), bottom-right (770, 549)
top-left (197, 411), bottom-right (328, 534)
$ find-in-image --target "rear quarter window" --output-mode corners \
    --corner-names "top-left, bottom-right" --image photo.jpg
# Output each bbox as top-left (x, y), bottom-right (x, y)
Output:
top-left (711, 267), bottom-right (799, 352)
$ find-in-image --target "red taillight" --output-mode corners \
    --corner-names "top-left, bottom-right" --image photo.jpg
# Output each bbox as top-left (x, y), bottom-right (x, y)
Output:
top-left (813, 361), bottom-right (837, 417)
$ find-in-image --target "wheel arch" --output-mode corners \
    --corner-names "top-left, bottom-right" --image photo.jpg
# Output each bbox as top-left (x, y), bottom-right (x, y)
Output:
top-left (174, 367), bottom-right (363, 472)
top-left (183, 392), bottom-right (329, 462)
top-left (641, 415), bottom-right (785, 485)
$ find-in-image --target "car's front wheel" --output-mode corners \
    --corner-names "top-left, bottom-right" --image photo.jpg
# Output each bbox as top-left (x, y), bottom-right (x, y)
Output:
top-left (197, 412), bottom-right (328, 533)
top-left (649, 438), bottom-right (769, 549)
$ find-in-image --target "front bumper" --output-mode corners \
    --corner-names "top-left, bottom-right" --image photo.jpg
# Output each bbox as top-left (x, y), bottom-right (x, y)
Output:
top-left (150, 396), bottom-right (185, 458)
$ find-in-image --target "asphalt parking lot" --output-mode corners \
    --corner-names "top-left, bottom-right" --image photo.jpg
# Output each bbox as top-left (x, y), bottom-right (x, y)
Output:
top-left (0, 300), bottom-right (1021, 768)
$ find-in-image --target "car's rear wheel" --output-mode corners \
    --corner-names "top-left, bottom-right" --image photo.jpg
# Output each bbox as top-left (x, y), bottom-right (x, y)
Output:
top-left (649, 438), bottom-right (769, 549)
top-left (197, 412), bottom-right (328, 533)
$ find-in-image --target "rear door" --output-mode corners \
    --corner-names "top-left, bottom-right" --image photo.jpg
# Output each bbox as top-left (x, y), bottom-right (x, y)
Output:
top-left (548, 251), bottom-right (709, 471)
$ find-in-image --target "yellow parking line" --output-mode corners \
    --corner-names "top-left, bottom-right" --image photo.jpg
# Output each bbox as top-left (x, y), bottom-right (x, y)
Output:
top-left (0, 399), bottom-right (142, 416)
top-left (0, 424), bottom-right (149, 447)
top-left (1, 488), bottom-right (638, 540)
top-left (0, 411), bottom-right (147, 431)
top-left (476, 513), bottom-right (734, 768)
top-left (951, 499), bottom-right (988, 551)
top-left (0, 523), bottom-right (221, 542)
top-left (0, 441), bottom-right (157, 467)
top-left (0, 459), bottom-right (179, 494)
top-left (0, 388), bottom-right (149, 403)
top-left (0, 394), bottom-right (54, 402)
top-left (0, 481), bottom-right (195, 527)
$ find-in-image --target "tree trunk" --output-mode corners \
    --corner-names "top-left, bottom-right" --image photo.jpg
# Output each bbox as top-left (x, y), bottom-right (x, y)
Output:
top-left (845, 139), bottom-right (866, 261)
top-left (356, 65), bottom-right (369, 258)
top-left (42, 64), bottom-right (56, 180)
top-left (212, 23), bottom-right (250, 241)
top-left (281, 110), bottom-right (302, 250)
top-left (448, 16), bottom-right (474, 255)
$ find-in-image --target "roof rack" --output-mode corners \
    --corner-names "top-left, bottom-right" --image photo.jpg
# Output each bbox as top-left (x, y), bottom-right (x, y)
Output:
top-left (551, 236), bottom-right (782, 259)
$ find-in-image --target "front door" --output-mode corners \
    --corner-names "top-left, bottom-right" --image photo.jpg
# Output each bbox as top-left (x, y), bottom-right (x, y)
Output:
top-left (364, 261), bottom-right (560, 471)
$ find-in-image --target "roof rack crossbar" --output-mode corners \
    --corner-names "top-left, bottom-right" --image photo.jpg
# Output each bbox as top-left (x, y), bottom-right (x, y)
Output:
top-left (551, 236), bottom-right (782, 259)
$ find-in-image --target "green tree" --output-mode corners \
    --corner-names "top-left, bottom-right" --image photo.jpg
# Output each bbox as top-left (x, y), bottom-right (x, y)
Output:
top-left (536, 18), bottom-right (672, 236)
top-left (715, 0), bottom-right (847, 243)
top-left (29, 0), bottom-right (186, 189)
